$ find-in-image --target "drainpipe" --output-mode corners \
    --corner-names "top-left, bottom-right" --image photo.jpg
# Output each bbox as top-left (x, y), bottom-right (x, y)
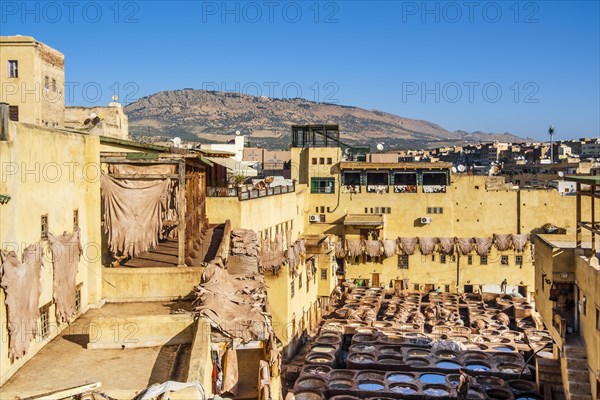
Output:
top-left (0, 102), bottom-right (9, 141)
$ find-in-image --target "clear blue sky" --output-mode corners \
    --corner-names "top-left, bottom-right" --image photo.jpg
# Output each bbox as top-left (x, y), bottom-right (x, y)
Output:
top-left (1, 1), bottom-right (598, 141)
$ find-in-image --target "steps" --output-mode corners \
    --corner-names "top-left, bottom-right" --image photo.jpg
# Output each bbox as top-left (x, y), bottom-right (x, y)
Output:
top-left (562, 344), bottom-right (592, 400)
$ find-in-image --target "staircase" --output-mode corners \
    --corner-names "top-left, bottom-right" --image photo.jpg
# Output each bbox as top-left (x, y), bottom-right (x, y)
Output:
top-left (562, 343), bottom-right (592, 400)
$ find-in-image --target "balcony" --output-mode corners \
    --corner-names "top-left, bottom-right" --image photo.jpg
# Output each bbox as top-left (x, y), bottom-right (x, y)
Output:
top-left (366, 185), bottom-right (389, 194)
top-left (394, 185), bottom-right (417, 193)
top-left (423, 185), bottom-right (446, 193)
top-left (207, 184), bottom-right (295, 201)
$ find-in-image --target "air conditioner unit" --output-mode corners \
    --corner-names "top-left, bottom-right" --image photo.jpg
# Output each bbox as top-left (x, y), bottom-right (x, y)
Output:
top-left (309, 215), bottom-right (319, 223)
top-left (420, 216), bottom-right (432, 224)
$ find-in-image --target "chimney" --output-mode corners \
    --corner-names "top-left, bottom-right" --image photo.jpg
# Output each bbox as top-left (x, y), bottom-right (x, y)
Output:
top-left (0, 103), bottom-right (9, 141)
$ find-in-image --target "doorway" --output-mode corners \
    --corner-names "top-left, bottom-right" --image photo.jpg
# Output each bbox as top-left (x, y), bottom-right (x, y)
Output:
top-left (371, 273), bottom-right (380, 287)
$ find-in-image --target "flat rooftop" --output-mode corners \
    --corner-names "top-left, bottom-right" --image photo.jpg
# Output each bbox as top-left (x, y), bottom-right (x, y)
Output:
top-left (0, 301), bottom-right (192, 399)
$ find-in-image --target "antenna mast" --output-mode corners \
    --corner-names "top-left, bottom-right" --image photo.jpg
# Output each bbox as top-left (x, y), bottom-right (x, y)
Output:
top-left (548, 125), bottom-right (555, 163)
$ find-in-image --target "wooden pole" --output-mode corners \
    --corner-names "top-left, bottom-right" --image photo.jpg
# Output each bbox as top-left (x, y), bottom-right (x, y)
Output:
top-left (178, 160), bottom-right (187, 267)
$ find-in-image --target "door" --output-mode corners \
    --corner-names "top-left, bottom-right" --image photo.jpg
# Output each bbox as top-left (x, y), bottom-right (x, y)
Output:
top-left (372, 273), bottom-right (380, 287)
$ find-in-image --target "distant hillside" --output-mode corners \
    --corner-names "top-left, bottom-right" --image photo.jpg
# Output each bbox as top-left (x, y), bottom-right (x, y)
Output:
top-left (125, 90), bottom-right (526, 149)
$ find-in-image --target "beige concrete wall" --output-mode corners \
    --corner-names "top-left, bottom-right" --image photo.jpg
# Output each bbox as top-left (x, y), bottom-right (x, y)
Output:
top-left (206, 190), bottom-right (304, 241)
top-left (87, 314), bottom-right (194, 349)
top-left (0, 121), bottom-right (101, 385)
top-left (0, 36), bottom-right (64, 127)
top-left (293, 146), bottom-right (588, 295)
top-left (101, 267), bottom-right (204, 302)
top-left (65, 104), bottom-right (129, 140)
top-left (574, 255), bottom-right (600, 400)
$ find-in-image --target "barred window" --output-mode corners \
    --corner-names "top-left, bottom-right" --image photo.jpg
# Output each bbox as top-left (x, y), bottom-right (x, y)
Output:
top-left (397, 255), bottom-right (409, 269)
top-left (480, 255), bottom-right (488, 265)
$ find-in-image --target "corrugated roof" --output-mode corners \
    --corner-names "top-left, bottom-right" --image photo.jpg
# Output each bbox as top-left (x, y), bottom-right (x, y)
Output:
top-left (344, 214), bottom-right (384, 226)
top-left (565, 175), bottom-right (600, 184)
top-left (340, 161), bottom-right (452, 170)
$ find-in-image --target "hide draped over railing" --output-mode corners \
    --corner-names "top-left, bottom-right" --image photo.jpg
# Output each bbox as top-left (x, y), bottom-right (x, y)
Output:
top-left (0, 243), bottom-right (44, 361)
top-left (49, 230), bottom-right (82, 323)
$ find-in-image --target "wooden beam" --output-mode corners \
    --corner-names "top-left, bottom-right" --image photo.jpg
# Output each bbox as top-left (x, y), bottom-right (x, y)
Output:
top-left (177, 160), bottom-right (187, 267)
top-left (107, 174), bottom-right (179, 179)
top-left (24, 382), bottom-right (102, 400)
top-left (101, 158), bottom-right (181, 164)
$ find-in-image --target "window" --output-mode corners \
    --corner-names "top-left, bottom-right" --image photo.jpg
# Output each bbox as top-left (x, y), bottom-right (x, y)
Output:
top-left (45, 76), bottom-right (50, 89)
top-left (319, 157), bottom-right (324, 164)
top-left (422, 172), bottom-right (447, 185)
top-left (480, 255), bottom-right (488, 265)
top-left (440, 254), bottom-right (446, 264)
top-left (444, 285), bottom-right (450, 293)
top-left (8, 105), bottom-right (18, 121)
top-left (41, 215), bottom-right (49, 240)
top-left (515, 255), bottom-right (523, 266)
top-left (464, 285), bottom-right (474, 293)
top-left (321, 269), bottom-right (327, 280)
top-left (327, 157), bottom-right (332, 165)
top-left (298, 273), bottom-right (302, 289)
top-left (8, 60), bottom-right (18, 78)
top-left (394, 172), bottom-right (417, 185)
top-left (467, 255), bottom-right (473, 265)
top-left (311, 178), bottom-right (335, 194)
top-left (75, 284), bottom-right (82, 312)
top-left (320, 206), bottom-right (325, 213)
top-left (427, 207), bottom-right (444, 214)
top-left (397, 255), bottom-right (409, 269)
top-left (343, 171), bottom-right (361, 186)
top-left (312, 157), bottom-right (317, 165)
top-left (40, 305), bottom-right (50, 339)
top-left (52, 78), bottom-right (57, 91)
top-left (290, 281), bottom-right (295, 298)
top-left (366, 172), bottom-right (388, 186)
top-left (73, 209), bottom-right (79, 231)
top-left (413, 284), bottom-right (420, 291)
top-left (501, 255), bottom-right (509, 265)
top-left (431, 254), bottom-right (435, 262)
top-left (596, 308), bottom-right (600, 331)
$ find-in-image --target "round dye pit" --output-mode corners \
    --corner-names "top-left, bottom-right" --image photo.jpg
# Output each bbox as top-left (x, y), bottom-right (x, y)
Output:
top-left (407, 348), bottom-right (429, 357)
top-left (295, 378), bottom-right (325, 390)
top-left (497, 363), bottom-right (522, 374)
top-left (293, 391), bottom-right (323, 400)
top-left (407, 357), bottom-right (429, 367)
top-left (328, 379), bottom-right (354, 389)
top-left (306, 353), bottom-right (333, 364)
top-left (486, 388), bottom-right (513, 399)
top-left (311, 345), bottom-right (336, 353)
top-left (436, 350), bottom-right (457, 359)
top-left (358, 381), bottom-right (384, 391)
top-left (351, 344), bottom-right (376, 353)
top-left (389, 384), bottom-right (417, 394)
top-left (466, 363), bottom-right (491, 371)
top-left (436, 360), bottom-right (461, 369)
top-left (492, 345), bottom-right (514, 352)
top-left (515, 396), bottom-right (542, 400)
top-left (387, 373), bottom-right (414, 383)
top-left (348, 353), bottom-right (375, 364)
top-left (423, 386), bottom-right (450, 397)
top-left (420, 373), bottom-right (446, 384)
top-left (378, 356), bottom-right (403, 364)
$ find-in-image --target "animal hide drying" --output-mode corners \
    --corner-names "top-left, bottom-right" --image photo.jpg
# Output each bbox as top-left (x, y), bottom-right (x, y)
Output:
top-left (100, 173), bottom-right (175, 258)
top-left (475, 237), bottom-right (494, 256)
top-left (222, 346), bottom-right (239, 395)
top-left (49, 230), bottom-right (82, 323)
top-left (365, 240), bottom-right (382, 258)
top-left (438, 238), bottom-right (455, 255)
top-left (334, 241), bottom-right (346, 258)
top-left (457, 238), bottom-right (474, 255)
top-left (0, 243), bottom-right (44, 361)
top-left (399, 237), bottom-right (418, 255)
top-left (512, 234), bottom-right (529, 252)
top-left (193, 263), bottom-right (271, 343)
top-left (418, 237), bottom-right (436, 255)
top-left (286, 229), bottom-right (292, 249)
top-left (346, 240), bottom-right (363, 258)
top-left (382, 240), bottom-right (397, 258)
top-left (494, 234), bottom-right (512, 251)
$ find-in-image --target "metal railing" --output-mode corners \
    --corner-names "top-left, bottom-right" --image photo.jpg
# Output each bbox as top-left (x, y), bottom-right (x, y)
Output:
top-left (207, 184), bottom-right (295, 201)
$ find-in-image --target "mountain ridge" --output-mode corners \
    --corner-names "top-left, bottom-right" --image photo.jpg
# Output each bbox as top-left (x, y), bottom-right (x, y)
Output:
top-left (125, 89), bottom-right (528, 149)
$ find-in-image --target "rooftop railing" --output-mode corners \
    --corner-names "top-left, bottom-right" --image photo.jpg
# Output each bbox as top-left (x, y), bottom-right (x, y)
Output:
top-left (207, 184), bottom-right (295, 201)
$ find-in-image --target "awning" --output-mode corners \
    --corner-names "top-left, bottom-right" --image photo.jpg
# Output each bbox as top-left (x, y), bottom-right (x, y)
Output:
top-left (206, 157), bottom-right (258, 176)
top-left (344, 214), bottom-right (383, 226)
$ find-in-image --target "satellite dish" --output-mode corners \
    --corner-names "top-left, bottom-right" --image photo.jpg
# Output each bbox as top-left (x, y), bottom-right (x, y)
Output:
top-left (171, 137), bottom-right (182, 148)
top-left (558, 171), bottom-right (564, 178)
top-left (89, 112), bottom-right (97, 119)
top-left (344, 148), bottom-right (351, 155)
top-left (457, 164), bottom-right (466, 172)
top-left (235, 130), bottom-right (241, 136)
top-left (452, 166), bottom-right (458, 173)
top-left (112, 95), bottom-right (118, 102)
top-left (376, 143), bottom-right (384, 151)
